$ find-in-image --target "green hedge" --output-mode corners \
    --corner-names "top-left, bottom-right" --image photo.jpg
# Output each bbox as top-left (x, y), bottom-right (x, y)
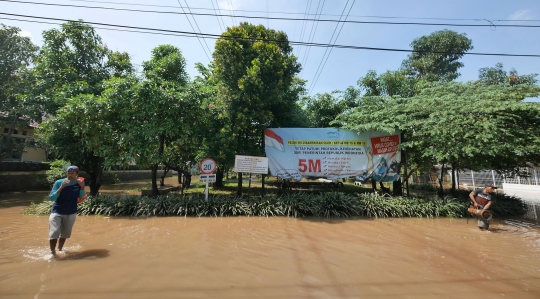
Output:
top-left (23, 191), bottom-right (527, 219)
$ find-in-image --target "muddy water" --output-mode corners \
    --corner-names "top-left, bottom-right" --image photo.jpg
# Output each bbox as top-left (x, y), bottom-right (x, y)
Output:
top-left (1, 192), bottom-right (540, 298)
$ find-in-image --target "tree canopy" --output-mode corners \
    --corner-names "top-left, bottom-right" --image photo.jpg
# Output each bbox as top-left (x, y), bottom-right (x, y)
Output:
top-left (335, 81), bottom-right (540, 194)
top-left (401, 30), bottom-right (473, 82)
top-left (34, 21), bottom-right (133, 194)
top-left (211, 22), bottom-right (301, 192)
top-left (0, 24), bottom-right (39, 162)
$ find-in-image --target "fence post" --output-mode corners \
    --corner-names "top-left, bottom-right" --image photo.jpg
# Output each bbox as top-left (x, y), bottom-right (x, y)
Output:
top-left (503, 173), bottom-right (506, 184)
top-left (533, 202), bottom-right (539, 224)
top-left (471, 170), bottom-right (475, 189)
top-left (518, 175), bottom-right (521, 185)
top-left (534, 169), bottom-right (538, 186)
top-left (491, 170), bottom-right (496, 186)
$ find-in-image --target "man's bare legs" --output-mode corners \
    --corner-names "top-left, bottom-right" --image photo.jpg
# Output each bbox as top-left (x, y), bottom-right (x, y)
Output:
top-left (49, 238), bottom-right (67, 254)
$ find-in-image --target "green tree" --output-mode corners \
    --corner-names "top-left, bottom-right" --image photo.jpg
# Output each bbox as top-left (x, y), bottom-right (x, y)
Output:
top-left (34, 21), bottom-right (133, 194)
top-left (31, 21), bottom-right (132, 114)
top-left (358, 70), bottom-right (417, 97)
top-left (302, 91), bottom-right (356, 128)
top-left (478, 62), bottom-right (538, 86)
top-left (212, 23), bottom-right (301, 194)
top-left (335, 82), bottom-right (540, 196)
top-left (0, 24), bottom-right (39, 162)
top-left (401, 30), bottom-right (473, 82)
top-left (70, 46), bottom-right (205, 196)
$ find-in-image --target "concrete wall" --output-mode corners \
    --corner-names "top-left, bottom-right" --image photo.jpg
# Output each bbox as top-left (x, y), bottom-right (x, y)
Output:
top-left (502, 183), bottom-right (540, 202)
top-left (0, 170), bottom-right (175, 192)
top-left (21, 147), bottom-right (47, 162)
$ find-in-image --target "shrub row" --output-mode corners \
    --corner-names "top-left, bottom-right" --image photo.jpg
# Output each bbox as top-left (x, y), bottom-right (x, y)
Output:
top-left (24, 191), bottom-right (527, 219)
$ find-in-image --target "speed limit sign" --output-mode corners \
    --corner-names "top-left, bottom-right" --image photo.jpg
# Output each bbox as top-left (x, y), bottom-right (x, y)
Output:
top-left (200, 158), bottom-right (217, 174)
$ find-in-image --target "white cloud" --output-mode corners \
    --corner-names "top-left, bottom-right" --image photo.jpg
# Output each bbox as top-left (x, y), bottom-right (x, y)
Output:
top-left (218, 0), bottom-right (241, 11)
top-left (17, 30), bottom-right (33, 40)
top-left (508, 9), bottom-right (534, 20)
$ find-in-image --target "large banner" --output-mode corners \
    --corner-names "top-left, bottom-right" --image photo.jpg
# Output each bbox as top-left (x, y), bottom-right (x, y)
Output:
top-left (264, 128), bottom-right (401, 182)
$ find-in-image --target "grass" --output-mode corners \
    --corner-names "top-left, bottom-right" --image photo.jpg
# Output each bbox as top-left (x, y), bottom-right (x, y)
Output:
top-left (23, 190), bottom-right (526, 219)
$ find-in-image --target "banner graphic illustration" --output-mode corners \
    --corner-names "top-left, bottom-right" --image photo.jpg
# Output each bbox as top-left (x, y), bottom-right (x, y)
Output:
top-left (264, 128), bottom-right (401, 182)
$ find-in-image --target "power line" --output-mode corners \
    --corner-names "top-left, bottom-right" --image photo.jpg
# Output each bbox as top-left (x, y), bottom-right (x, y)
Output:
top-left (209, 0), bottom-right (224, 33)
top-left (299, 0), bottom-right (315, 68)
top-left (177, 0), bottom-right (212, 60)
top-left (58, 0), bottom-right (540, 22)
top-left (2, 13), bottom-right (540, 58)
top-left (310, 0), bottom-right (355, 94)
top-left (296, 0), bottom-right (312, 59)
top-left (225, 0), bottom-right (237, 26)
top-left (3, 0), bottom-right (540, 28)
top-left (309, 0), bottom-right (353, 93)
top-left (211, 0), bottom-right (227, 31)
top-left (300, 0), bottom-right (325, 77)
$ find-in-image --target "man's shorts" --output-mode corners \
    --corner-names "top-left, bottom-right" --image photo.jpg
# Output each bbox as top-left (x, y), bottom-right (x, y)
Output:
top-left (49, 213), bottom-right (77, 239)
top-left (477, 216), bottom-right (489, 229)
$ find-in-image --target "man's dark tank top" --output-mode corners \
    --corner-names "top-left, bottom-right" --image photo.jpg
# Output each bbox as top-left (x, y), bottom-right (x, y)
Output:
top-left (52, 183), bottom-right (80, 215)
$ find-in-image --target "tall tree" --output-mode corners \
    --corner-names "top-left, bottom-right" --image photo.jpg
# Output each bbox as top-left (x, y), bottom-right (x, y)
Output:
top-left (401, 30), bottom-right (473, 82)
top-left (0, 24), bottom-right (39, 162)
top-left (71, 46), bottom-right (204, 196)
top-left (212, 23), bottom-right (301, 194)
top-left (34, 21), bottom-right (133, 194)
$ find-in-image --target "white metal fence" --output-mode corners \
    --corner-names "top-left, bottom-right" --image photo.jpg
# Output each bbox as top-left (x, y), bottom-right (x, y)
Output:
top-left (457, 167), bottom-right (540, 189)
top-left (457, 168), bottom-right (540, 223)
top-left (412, 168), bottom-right (539, 222)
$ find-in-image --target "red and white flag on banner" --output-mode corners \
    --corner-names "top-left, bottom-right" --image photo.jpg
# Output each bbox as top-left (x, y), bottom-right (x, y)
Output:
top-left (264, 129), bottom-right (285, 152)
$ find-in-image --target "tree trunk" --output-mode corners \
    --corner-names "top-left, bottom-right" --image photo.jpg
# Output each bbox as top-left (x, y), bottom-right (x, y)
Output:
top-left (393, 179), bottom-right (403, 196)
top-left (379, 181), bottom-right (391, 194)
top-left (163, 161), bottom-right (191, 191)
top-left (151, 135), bottom-right (165, 197)
top-left (87, 167), bottom-right (102, 196)
top-left (438, 163), bottom-right (446, 197)
top-left (237, 172), bottom-right (243, 197)
top-left (184, 173), bottom-right (192, 189)
top-left (451, 163), bottom-right (457, 196)
top-left (401, 141), bottom-right (409, 197)
top-left (160, 167), bottom-right (169, 186)
top-left (214, 167), bottom-right (224, 188)
top-left (151, 164), bottom-right (159, 196)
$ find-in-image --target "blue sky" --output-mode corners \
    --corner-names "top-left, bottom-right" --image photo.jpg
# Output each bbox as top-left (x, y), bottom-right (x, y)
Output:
top-left (2, 0), bottom-right (539, 97)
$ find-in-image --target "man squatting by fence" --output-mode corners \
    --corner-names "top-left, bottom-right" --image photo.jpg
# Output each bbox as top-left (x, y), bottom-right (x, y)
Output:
top-left (469, 182), bottom-right (497, 231)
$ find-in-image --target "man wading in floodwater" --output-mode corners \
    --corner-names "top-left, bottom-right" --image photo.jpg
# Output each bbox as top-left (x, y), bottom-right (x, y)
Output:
top-left (469, 183), bottom-right (497, 231)
top-left (48, 166), bottom-right (86, 255)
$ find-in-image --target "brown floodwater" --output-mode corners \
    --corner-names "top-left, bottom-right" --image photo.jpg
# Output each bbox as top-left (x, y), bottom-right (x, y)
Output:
top-left (1, 189), bottom-right (540, 299)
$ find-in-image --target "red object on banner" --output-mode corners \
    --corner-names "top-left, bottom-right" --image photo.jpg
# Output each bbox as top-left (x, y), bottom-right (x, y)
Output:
top-left (370, 135), bottom-right (400, 155)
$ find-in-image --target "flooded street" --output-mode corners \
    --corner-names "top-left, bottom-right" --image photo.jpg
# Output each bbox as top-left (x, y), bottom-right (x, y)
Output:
top-left (1, 191), bottom-right (540, 298)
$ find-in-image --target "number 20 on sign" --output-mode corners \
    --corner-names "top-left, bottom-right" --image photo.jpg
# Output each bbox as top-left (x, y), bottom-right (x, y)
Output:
top-left (200, 158), bottom-right (217, 174)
